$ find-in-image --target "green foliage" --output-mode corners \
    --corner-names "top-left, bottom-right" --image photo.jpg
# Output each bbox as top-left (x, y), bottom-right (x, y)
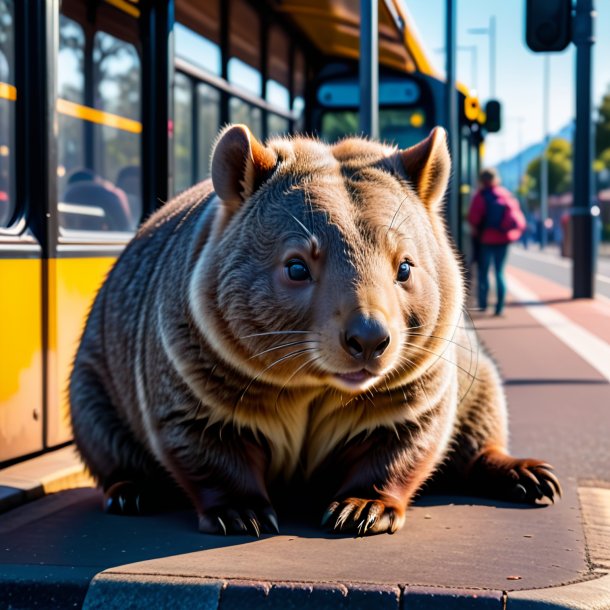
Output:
top-left (595, 91), bottom-right (610, 161)
top-left (524, 138), bottom-right (572, 206)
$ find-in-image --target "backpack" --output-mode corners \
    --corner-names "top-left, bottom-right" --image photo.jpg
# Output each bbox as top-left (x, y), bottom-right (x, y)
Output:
top-left (481, 189), bottom-right (520, 233)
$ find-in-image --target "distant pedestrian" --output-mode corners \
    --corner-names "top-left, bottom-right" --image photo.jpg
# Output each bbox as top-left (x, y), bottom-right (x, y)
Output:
top-left (468, 168), bottom-right (526, 316)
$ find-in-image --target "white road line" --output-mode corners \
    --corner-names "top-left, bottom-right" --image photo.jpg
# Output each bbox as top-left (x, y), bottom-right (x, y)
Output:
top-left (512, 247), bottom-right (610, 284)
top-left (508, 274), bottom-right (610, 383)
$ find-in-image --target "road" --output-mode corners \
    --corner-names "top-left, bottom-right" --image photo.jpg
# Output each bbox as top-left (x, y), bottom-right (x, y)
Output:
top-left (509, 244), bottom-right (610, 300)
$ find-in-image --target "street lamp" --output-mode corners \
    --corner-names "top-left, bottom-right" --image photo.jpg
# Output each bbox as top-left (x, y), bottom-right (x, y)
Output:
top-left (468, 16), bottom-right (496, 98)
top-left (434, 45), bottom-right (478, 92)
top-left (540, 54), bottom-right (550, 249)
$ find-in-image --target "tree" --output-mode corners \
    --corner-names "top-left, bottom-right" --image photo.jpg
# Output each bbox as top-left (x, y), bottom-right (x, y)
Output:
top-left (523, 138), bottom-right (572, 209)
top-left (595, 90), bottom-right (610, 162)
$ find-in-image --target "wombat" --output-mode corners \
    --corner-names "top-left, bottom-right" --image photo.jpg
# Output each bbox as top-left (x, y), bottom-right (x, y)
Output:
top-left (70, 125), bottom-right (560, 536)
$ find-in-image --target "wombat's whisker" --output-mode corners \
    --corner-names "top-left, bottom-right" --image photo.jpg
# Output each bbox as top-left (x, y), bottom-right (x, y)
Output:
top-left (402, 342), bottom-right (478, 381)
top-left (237, 348), bottom-right (317, 405)
top-left (274, 354), bottom-right (323, 408)
top-left (406, 332), bottom-right (475, 353)
top-left (240, 330), bottom-right (317, 339)
top-left (457, 308), bottom-right (480, 404)
top-left (248, 340), bottom-right (319, 360)
top-left (289, 212), bottom-right (318, 243)
top-left (386, 193), bottom-right (409, 236)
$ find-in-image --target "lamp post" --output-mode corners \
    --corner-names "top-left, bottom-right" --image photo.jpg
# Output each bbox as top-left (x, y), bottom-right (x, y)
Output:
top-left (434, 45), bottom-right (479, 92)
top-left (468, 16), bottom-right (496, 98)
top-left (540, 54), bottom-right (550, 250)
top-left (359, 0), bottom-right (378, 139)
top-left (572, 0), bottom-right (595, 298)
top-left (444, 0), bottom-right (459, 243)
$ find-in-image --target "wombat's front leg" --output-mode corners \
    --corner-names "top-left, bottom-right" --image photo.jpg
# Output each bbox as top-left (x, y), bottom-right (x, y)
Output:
top-left (161, 419), bottom-right (278, 536)
top-left (319, 419), bottom-right (448, 536)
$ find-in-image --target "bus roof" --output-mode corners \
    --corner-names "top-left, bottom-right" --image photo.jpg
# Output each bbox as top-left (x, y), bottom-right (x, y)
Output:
top-left (275, 0), bottom-right (441, 77)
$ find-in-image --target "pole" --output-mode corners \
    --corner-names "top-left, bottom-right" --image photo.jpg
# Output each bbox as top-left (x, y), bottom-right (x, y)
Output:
top-left (572, 0), bottom-right (595, 298)
top-left (489, 15), bottom-right (496, 98)
top-left (540, 55), bottom-right (550, 249)
top-left (445, 0), bottom-right (459, 243)
top-left (359, 0), bottom-right (378, 139)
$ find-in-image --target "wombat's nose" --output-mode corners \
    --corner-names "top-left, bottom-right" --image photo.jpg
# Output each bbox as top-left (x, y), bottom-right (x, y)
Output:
top-left (342, 313), bottom-right (391, 361)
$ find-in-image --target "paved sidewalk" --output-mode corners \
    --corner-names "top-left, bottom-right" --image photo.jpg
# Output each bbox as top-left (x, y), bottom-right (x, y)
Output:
top-left (1, 267), bottom-right (609, 609)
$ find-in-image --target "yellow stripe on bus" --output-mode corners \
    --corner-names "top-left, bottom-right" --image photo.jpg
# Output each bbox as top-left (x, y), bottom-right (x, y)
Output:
top-left (105, 0), bottom-right (140, 18)
top-left (57, 99), bottom-right (142, 134)
top-left (0, 82), bottom-right (17, 101)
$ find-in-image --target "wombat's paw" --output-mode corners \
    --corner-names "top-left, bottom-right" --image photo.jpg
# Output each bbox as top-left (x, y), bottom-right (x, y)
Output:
top-left (198, 504), bottom-right (279, 537)
top-left (104, 481), bottom-right (149, 515)
top-left (321, 498), bottom-right (406, 536)
top-left (471, 447), bottom-right (562, 504)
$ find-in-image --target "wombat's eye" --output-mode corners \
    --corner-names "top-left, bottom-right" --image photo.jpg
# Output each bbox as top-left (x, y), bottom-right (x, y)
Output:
top-left (286, 259), bottom-right (312, 282)
top-left (396, 261), bottom-right (411, 282)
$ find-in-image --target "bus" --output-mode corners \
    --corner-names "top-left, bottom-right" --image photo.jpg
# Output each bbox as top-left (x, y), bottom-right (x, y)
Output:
top-left (0, 0), bottom-right (485, 467)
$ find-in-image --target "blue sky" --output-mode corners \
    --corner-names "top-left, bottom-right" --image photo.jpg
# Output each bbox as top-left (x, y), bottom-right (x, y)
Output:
top-left (408, 1), bottom-right (610, 166)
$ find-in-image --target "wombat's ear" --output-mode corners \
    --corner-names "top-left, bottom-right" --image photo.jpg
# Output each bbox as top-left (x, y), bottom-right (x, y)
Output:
top-left (211, 124), bottom-right (277, 210)
top-left (400, 127), bottom-right (450, 211)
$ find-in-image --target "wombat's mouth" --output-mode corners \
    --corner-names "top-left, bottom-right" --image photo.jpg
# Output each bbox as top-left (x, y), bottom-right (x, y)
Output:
top-left (333, 369), bottom-right (379, 392)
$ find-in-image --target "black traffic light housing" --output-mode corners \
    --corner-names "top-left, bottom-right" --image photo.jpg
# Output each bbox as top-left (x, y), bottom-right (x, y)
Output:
top-left (525, 0), bottom-right (572, 52)
top-left (485, 100), bottom-right (502, 133)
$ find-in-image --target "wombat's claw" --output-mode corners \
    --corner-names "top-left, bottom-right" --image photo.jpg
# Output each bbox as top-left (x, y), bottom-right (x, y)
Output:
top-left (472, 448), bottom-right (563, 505)
top-left (322, 498), bottom-right (405, 536)
top-left (104, 481), bottom-right (146, 515)
top-left (198, 505), bottom-right (279, 536)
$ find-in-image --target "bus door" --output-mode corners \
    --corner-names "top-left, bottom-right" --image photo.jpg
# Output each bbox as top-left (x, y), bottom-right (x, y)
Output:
top-left (47, 0), bottom-right (145, 448)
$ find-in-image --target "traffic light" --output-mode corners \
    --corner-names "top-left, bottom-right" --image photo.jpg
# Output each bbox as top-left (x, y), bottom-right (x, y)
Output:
top-left (485, 100), bottom-right (502, 133)
top-left (525, 0), bottom-right (572, 52)
top-left (464, 95), bottom-right (480, 122)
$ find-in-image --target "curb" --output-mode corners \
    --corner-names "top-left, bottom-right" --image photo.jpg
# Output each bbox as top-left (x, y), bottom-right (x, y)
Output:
top-left (0, 446), bottom-right (93, 513)
top-left (81, 572), bottom-right (610, 610)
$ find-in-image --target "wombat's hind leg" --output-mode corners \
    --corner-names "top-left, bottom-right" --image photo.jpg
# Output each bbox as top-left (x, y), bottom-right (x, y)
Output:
top-left (71, 366), bottom-right (173, 515)
top-left (438, 352), bottom-right (562, 504)
top-left (467, 445), bottom-right (562, 504)
top-left (104, 477), bottom-right (188, 515)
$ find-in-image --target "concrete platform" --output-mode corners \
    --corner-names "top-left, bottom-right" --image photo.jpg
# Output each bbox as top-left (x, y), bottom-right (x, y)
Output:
top-left (1, 264), bottom-right (609, 609)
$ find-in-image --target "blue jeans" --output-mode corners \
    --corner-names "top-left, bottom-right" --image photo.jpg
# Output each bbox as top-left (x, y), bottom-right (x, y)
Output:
top-left (478, 244), bottom-right (509, 314)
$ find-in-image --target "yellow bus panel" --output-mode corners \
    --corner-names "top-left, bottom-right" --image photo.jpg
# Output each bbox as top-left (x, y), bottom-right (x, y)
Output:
top-left (45, 257), bottom-right (116, 448)
top-left (0, 258), bottom-right (43, 462)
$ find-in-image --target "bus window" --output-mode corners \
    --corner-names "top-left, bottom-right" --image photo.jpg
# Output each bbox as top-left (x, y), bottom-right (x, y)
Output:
top-left (228, 58), bottom-right (262, 97)
top-left (229, 0), bottom-right (260, 94)
top-left (175, 23), bottom-right (221, 76)
top-left (174, 72), bottom-right (193, 194)
top-left (293, 96), bottom-right (305, 133)
top-left (321, 108), bottom-right (429, 149)
top-left (57, 16), bottom-right (86, 205)
top-left (229, 97), bottom-right (262, 140)
top-left (93, 31), bottom-right (141, 229)
top-left (267, 80), bottom-right (290, 112)
top-left (197, 82), bottom-right (220, 180)
top-left (57, 19), bottom-right (142, 233)
top-left (268, 114), bottom-right (290, 138)
top-left (0, 0), bottom-right (15, 227)
top-left (267, 80), bottom-right (291, 137)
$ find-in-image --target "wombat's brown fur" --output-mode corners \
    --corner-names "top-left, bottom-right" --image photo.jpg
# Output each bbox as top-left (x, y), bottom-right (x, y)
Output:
top-left (70, 125), bottom-right (560, 535)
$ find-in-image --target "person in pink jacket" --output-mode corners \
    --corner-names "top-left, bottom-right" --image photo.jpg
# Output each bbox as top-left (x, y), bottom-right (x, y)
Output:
top-left (468, 168), bottom-right (526, 316)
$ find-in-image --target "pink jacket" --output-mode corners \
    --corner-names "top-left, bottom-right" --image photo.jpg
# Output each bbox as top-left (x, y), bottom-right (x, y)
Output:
top-left (467, 186), bottom-right (526, 245)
